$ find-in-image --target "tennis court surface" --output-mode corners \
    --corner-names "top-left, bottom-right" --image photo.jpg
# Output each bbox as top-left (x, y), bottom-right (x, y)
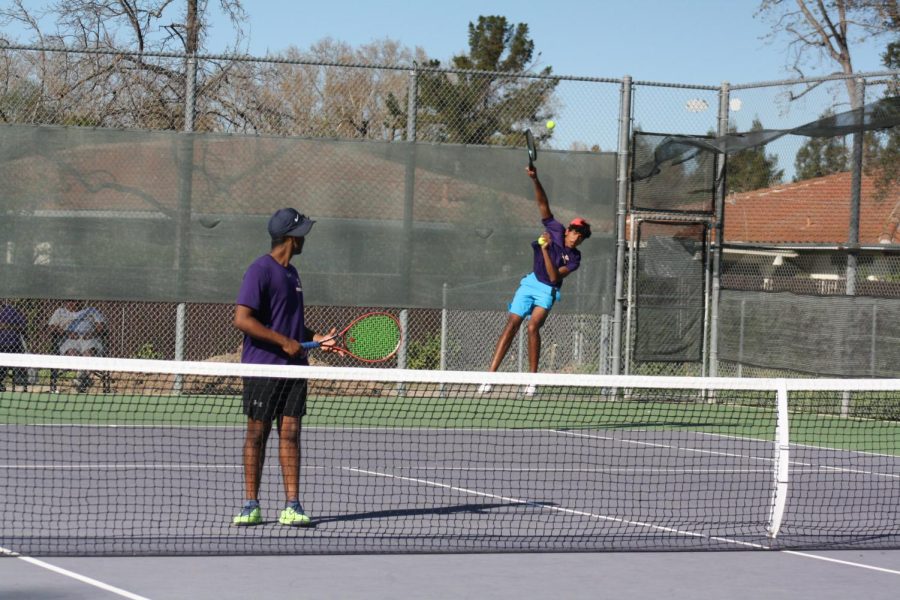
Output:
top-left (1, 353), bottom-right (898, 556)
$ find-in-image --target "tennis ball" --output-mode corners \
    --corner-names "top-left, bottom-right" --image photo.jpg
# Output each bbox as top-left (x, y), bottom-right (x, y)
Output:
top-left (546, 120), bottom-right (555, 130)
top-left (537, 237), bottom-right (547, 247)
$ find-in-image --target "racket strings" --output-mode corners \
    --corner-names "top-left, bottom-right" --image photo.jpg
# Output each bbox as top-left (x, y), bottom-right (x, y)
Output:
top-left (344, 314), bottom-right (401, 360)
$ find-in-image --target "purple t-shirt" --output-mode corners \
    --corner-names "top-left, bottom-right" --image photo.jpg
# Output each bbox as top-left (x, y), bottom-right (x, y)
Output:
top-left (531, 217), bottom-right (581, 288)
top-left (236, 254), bottom-right (308, 366)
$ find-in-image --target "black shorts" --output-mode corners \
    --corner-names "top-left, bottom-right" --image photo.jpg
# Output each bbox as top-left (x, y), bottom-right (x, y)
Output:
top-left (242, 376), bottom-right (307, 421)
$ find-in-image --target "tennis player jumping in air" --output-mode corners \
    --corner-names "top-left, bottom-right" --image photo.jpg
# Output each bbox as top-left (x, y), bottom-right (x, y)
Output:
top-left (232, 208), bottom-right (338, 527)
top-left (479, 165), bottom-right (591, 395)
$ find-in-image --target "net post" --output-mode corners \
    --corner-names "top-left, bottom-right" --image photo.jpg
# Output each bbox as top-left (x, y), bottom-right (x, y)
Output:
top-left (767, 379), bottom-right (790, 539)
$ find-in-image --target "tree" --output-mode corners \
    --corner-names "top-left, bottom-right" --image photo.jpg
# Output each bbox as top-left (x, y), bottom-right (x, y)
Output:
top-left (414, 15), bottom-right (558, 145)
top-left (726, 118), bottom-right (784, 194)
top-left (0, 1), bottom-right (248, 130)
top-left (794, 109), bottom-right (850, 180)
top-left (869, 39), bottom-right (900, 241)
top-left (240, 38), bottom-right (429, 138)
top-left (756, 0), bottom-right (900, 104)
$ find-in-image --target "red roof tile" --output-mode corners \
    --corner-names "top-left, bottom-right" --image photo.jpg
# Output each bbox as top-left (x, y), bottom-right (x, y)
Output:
top-left (724, 172), bottom-right (900, 244)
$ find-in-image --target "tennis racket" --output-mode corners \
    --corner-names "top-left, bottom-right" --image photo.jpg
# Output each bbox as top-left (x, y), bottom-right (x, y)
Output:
top-left (525, 128), bottom-right (537, 169)
top-left (301, 311), bottom-right (402, 363)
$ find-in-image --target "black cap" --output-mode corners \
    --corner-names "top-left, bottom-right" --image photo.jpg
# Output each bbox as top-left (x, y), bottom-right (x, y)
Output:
top-left (267, 208), bottom-right (315, 239)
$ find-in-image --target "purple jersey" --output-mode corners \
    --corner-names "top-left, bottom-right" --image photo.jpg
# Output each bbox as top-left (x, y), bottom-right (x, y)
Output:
top-left (531, 217), bottom-right (581, 288)
top-left (236, 254), bottom-right (308, 366)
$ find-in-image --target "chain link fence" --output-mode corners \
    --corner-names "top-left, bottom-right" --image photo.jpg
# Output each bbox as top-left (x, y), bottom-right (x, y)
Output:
top-left (1, 44), bottom-right (899, 383)
top-left (0, 45), bottom-right (621, 382)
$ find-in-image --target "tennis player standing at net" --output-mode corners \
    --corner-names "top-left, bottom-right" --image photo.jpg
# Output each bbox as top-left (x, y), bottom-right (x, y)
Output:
top-left (232, 208), bottom-right (337, 527)
top-left (479, 165), bottom-right (591, 395)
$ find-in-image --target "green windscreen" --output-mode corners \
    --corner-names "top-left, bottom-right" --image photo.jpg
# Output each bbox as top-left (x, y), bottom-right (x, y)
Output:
top-left (0, 124), bottom-right (617, 314)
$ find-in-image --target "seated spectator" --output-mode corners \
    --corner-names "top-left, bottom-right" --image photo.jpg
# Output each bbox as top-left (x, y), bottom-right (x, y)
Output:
top-left (48, 300), bottom-right (110, 393)
top-left (0, 303), bottom-right (28, 392)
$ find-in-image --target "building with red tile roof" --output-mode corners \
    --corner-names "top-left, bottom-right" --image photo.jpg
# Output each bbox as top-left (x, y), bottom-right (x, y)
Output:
top-left (724, 171), bottom-right (900, 245)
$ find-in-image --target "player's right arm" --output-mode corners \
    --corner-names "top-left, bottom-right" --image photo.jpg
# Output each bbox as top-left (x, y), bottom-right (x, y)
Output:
top-left (234, 304), bottom-right (302, 358)
top-left (527, 165), bottom-right (552, 220)
top-left (538, 241), bottom-right (559, 284)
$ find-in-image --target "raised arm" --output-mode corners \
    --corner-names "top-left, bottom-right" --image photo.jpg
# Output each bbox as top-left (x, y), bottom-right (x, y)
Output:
top-left (527, 165), bottom-right (552, 220)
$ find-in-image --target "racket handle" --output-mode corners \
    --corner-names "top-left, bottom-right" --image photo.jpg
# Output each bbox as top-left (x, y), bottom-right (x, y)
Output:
top-left (300, 341), bottom-right (320, 350)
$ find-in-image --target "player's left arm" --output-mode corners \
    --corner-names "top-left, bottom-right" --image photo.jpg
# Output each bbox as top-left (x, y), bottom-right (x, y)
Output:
top-left (558, 253), bottom-right (581, 281)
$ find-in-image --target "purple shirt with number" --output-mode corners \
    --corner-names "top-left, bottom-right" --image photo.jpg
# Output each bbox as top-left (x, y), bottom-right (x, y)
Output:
top-left (531, 217), bottom-right (581, 288)
top-left (236, 254), bottom-right (308, 366)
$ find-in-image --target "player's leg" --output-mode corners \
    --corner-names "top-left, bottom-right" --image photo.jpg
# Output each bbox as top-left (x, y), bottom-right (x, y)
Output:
top-left (76, 343), bottom-right (100, 392)
top-left (487, 313), bottom-right (524, 372)
top-left (50, 335), bottom-right (63, 393)
top-left (278, 416), bottom-right (300, 500)
top-left (245, 418), bottom-right (271, 499)
top-left (526, 306), bottom-right (551, 373)
top-left (87, 339), bottom-right (112, 392)
top-left (486, 276), bottom-right (535, 373)
top-left (522, 282), bottom-right (555, 396)
top-left (233, 417), bottom-right (270, 525)
top-left (234, 377), bottom-right (275, 525)
top-left (278, 379), bottom-right (311, 526)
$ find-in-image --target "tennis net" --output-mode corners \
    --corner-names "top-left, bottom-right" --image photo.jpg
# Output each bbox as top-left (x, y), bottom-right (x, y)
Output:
top-left (0, 353), bottom-right (898, 556)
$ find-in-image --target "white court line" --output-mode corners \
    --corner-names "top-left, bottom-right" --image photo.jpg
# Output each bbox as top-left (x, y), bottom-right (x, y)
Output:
top-left (558, 429), bottom-right (900, 479)
top-left (0, 545), bottom-right (150, 599)
top-left (0, 462), bottom-right (783, 474)
top-left (782, 550), bottom-right (900, 576)
top-left (344, 462), bottom-right (900, 575)
top-left (343, 465), bottom-right (765, 548)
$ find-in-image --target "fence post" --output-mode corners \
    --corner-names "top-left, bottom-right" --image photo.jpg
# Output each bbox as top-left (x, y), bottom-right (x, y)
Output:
top-left (612, 75), bottom-right (633, 375)
top-left (599, 313), bottom-right (611, 374)
top-left (173, 52), bottom-right (197, 391)
top-left (440, 283), bottom-right (448, 372)
top-left (842, 78), bottom-right (865, 414)
top-left (708, 82), bottom-right (730, 378)
top-left (398, 65), bottom-right (418, 371)
top-left (398, 309), bottom-right (409, 370)
top-left (737, 297), bottom-right (746, 378)
top-left (847, 78), bottom-right (865, 296)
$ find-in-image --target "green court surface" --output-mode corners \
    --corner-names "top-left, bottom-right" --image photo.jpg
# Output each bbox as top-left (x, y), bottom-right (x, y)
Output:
top-left (2, 387), bottom-right (897, 455)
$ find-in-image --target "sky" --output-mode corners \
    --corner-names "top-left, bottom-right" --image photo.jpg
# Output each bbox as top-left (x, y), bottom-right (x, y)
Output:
top-left (203, 0), bottom-right (891, 86)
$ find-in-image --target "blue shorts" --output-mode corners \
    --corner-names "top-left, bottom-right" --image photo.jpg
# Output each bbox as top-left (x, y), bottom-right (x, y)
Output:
top-left (508, 273), bottom-right (560, 318)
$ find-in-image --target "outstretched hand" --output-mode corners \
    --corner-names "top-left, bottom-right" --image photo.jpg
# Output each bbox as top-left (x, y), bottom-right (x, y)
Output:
top-left (526, 164), bottom-right (538, 179)
top-left (316, 328), bottom-right (347, 356)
